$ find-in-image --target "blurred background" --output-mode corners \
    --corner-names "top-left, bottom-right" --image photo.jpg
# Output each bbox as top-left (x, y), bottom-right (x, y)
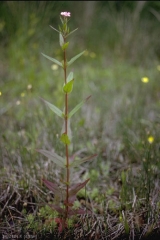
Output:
top-left (1, 1), bottom-right (160, 63)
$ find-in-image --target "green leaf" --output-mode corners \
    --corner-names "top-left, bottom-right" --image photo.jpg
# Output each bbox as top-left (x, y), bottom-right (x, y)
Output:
top-left (61, 118), bottom-right (72, 141)
top-left (70, 154), bottom-right (97, 168)
top-left (41, 53), bottom-right (62, 67)
top-left (62, 42), bottom-right (69, 51)
top-left (121, 171), bottom-right (126, 184)
top-left (67, 72), bottom-right (73, 83)
top-left (63, 79), bottom-right (74, 94)
top-left (49, 25), bottom-right (60, 33)
top-left (59, 33), bottom-right (64, 47)
top-left (68, 50), bottom-right (86, 67)
top-left (60, 16), bottom-right (64, 25)
top-left (59, 25), bottom-right (62, 32)
top-left (68, 95), bottom-right (91, 118)
top-left (61, 119), bottom-right (72, 140)
top-left (66, 28), bottom-right (78, 37)
top-left (63, 22), bottom-right (67, 32)
top-left (67, 26), bottom-right (69, 34)
top-left (36, 149), bottom-right (65, 168)
top-left (40, 97), bottom-right (63, 118)
top-left (60, 133), bottom-right (71, 145)
top-left (124, 219), bottom-right (130, 234)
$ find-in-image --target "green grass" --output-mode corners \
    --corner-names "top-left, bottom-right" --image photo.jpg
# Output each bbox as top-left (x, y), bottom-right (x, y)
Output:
top-left (0, 2), bottom-right (160, 239)
top-left (1, 55), bottom-right (160, 238)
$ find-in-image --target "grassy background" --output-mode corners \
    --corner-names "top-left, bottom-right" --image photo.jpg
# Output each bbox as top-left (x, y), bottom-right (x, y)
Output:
top-left (0, 1), bottom-right (160, 238)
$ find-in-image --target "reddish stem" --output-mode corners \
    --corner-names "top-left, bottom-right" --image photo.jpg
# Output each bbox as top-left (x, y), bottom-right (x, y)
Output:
top-left (63, 38), bottom-right (69, 221)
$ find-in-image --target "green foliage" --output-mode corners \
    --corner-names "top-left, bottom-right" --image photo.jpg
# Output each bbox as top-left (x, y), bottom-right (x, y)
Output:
top-left (120, 170), bottom-right (129, 207)
top-left (26, 205), bottom-right (58, 232)
top-left (67, 50), bottom-right (86, 67)
top-left (60, 133), bottom-right (71, 145)
top-left (61, 42), bottom-right (69, 51)
top-left (40, 98), bottom-right (64, 118)
top-left (119, 212), bottom-right (130, 234)
top-left (63, 79), bottom-right (74, 94)
top-left (68, 96), bottom-right (91, 119)
top-left (36, 149), bottom-right (65, 168)
top-left (27, 214), bottom-right (39, 230)
top-left (41, 53), bottom-right (63, 67)
top-left (90, 187), bottom-right (99, 200)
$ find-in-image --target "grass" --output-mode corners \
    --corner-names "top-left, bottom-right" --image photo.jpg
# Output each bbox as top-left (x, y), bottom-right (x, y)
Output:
top-left (1, 2), bottom-right (160, 239)
top-left (1, 56), bottom-right (160, 239)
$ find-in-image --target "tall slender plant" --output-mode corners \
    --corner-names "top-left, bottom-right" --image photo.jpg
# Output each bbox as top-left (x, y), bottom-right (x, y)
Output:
top-left (37, 11), bottom-right (97, 232)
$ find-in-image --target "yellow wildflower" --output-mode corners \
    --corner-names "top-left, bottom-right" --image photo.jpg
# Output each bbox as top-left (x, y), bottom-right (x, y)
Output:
top-left (148, 136), bottom-right (154, 144)
top-left (141, 77), bottom-right (149, 83)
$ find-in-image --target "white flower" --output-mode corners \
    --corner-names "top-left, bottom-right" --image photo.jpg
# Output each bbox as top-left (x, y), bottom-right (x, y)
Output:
top-left (61, 12), bottom-right (71, 17)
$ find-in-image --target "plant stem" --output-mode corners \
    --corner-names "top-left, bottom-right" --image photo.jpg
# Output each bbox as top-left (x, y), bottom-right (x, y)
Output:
top-left (63, 40), bottom-right (69, 221)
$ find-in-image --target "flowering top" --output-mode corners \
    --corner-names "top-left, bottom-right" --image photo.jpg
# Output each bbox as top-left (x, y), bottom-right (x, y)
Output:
top-left (61, 12), bottom-right (71, 17)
